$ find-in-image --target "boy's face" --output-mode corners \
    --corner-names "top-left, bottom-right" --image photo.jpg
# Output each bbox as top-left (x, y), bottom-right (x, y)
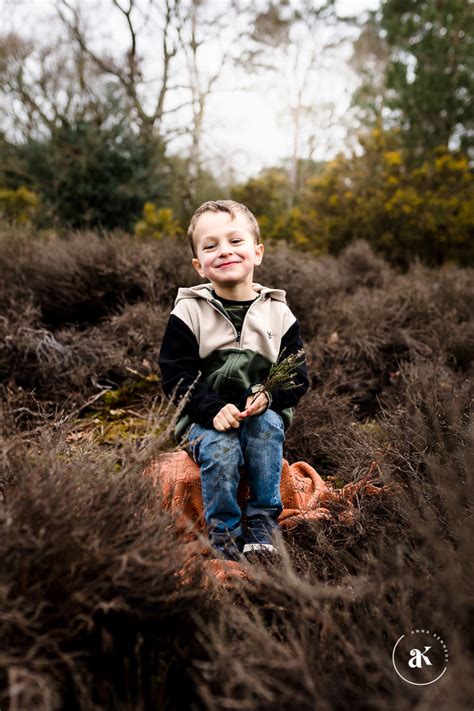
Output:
top-left (191, 210), bottom-right (264, 287)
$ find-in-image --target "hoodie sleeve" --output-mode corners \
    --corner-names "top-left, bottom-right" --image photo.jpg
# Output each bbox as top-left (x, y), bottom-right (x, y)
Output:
top-left (158, 314), bottom-right (226, 428)
top-left (266, 319), bottom-right (310, 411)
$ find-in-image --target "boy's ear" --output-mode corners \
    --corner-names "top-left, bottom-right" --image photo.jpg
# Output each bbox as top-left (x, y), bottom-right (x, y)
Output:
top-left (255, 242), bottom-right (264, 265)
top-left (192, 257), bottom-right (204, 278)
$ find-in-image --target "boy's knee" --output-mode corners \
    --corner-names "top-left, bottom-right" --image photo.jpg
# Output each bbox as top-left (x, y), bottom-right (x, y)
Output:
top-left (196, 428), bottom-right (242, 464)
top-left (206, 428), bottom-right (239, 448)
top-left (265, 409), bottom-right (284, 428)
top-left (246, 408), bottom-right (284, 433)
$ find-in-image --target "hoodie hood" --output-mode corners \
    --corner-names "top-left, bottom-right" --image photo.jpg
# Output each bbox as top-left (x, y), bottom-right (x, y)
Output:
top-left (174, 282), bottom-right (287, 306)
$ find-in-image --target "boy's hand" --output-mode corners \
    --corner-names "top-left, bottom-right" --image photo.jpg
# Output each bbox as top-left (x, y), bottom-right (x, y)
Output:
top-left (241, 391), bottom-right (269, 418)
top-left (212, 391), bottom-right (270, 431)
top-left (213, 403), bottom-right (245, 432)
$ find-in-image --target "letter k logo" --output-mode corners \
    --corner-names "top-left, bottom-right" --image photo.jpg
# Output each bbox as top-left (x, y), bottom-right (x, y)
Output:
top-left (408, 646), bottom-right (433, 668)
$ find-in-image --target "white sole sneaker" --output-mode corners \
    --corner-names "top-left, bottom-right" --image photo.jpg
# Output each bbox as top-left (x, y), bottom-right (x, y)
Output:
top-left (243, 543), bottom-right (276, 554)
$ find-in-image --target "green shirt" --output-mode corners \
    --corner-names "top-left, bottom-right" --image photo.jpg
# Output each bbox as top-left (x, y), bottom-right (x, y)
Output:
top-left (211, 290), bottom-right (259, 339)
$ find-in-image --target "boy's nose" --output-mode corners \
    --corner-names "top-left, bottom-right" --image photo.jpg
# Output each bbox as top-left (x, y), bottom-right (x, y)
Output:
top-left (217, 243), bottom-right (233, 256)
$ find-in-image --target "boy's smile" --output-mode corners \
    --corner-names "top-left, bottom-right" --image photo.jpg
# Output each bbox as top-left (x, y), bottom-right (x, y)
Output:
top-left (191, 210), bottom-right (264, 299)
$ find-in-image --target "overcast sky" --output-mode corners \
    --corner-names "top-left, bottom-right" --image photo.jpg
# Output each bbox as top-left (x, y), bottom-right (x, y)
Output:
top-left (1, 0), bottom-right (380, 179)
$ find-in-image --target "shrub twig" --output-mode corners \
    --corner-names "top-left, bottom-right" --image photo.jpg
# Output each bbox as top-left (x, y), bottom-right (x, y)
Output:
top-left (248, 348), bottom-right (306, 407)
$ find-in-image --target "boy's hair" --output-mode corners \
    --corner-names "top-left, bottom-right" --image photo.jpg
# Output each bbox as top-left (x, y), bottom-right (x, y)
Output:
top-left (187, 200), bottom-right (260, 258)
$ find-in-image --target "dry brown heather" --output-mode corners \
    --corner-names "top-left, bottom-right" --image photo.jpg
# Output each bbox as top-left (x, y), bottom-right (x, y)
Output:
top-left (0, 225), bottom-right (473, 710)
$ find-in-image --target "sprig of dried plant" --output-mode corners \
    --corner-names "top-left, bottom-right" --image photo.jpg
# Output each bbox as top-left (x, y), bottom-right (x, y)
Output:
top-left (248, 348), bottom-right (306, 407)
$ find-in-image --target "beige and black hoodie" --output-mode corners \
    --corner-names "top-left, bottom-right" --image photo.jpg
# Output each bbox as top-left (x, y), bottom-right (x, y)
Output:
top-left (158, 282), bottom-right (309, 442)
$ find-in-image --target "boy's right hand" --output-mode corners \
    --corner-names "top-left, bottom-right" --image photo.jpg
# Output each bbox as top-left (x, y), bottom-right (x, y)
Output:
top-left (213, 403), bottom-right (246, 432)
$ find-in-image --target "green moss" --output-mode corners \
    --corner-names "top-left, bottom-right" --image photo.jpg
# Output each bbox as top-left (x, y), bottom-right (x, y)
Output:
top-left (100, 374), bottom-right (160, 408)
top-left (68, 373), bottom-right (167, 445)
top-left (70, 411), bottom-right (165, 446)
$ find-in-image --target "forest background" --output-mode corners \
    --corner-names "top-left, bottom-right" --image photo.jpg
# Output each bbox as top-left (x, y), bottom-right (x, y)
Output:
top-left (1, 0), bottom-right (473, 266)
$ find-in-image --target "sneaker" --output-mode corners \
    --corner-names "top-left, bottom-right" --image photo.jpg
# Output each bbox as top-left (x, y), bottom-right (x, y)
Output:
top-left (209, 531), bottom-right (244, 562)
top-left (243, 514), bottom-right (279, 556)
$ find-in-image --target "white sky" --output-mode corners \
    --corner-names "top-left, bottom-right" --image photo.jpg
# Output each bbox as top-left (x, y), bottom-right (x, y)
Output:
top-left (1, 0), bottom-right (380, 179)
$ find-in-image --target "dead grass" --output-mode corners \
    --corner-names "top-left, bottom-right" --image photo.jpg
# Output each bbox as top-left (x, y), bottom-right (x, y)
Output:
top-left (0, 225), bottom-right (472, 709)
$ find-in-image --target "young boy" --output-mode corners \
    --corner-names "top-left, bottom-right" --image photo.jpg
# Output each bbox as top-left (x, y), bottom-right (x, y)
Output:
top-left (158, 200), bottom-right (309, 561)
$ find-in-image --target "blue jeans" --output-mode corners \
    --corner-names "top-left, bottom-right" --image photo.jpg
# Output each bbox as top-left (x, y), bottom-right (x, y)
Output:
top-left (185, 409), bottom-right (285, 540)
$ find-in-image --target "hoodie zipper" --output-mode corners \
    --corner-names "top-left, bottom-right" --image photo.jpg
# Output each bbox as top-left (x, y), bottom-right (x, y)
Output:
top-left (207, 294), bottom-right (264, 348)
top-left (239, 296), bottom-right (264, 346)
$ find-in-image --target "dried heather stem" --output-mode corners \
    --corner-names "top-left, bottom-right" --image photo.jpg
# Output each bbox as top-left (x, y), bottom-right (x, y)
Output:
top-left (248, 348), bottom-right (306, 407)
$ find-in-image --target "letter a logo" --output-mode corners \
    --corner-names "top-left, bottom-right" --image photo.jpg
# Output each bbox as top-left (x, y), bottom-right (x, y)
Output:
top-left (408, 646), bottom-right (433, 668)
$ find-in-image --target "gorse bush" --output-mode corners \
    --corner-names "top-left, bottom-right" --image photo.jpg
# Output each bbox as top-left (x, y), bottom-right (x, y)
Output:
top-left (134, 205), bottom-right (183, 240)
top-left (233, 129), bottom-right (474, 267)
top-left (0, 186), bottom-right (39, 224)
top-left (1, 224), bottom-right (473, 709)
top-left (302, 132), bottom-right (474, 266)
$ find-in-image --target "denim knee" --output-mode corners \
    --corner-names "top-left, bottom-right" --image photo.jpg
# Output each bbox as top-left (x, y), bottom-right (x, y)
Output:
top-left (241, 408), bottom-right (284, 436)
top-left (187, 424), bottom-right (242, 468)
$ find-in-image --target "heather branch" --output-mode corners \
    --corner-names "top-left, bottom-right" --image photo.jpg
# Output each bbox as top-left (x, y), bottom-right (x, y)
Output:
top-left (248, 348), bottom-right (306, 408)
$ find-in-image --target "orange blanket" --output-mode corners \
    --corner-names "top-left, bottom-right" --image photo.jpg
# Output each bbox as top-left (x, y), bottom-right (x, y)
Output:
top-left (143, 451), bottom-right (389, 586)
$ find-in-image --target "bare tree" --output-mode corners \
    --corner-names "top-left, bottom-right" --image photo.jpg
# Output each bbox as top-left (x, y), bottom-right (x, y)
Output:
top-left (55, 0), bottom-right (263, 207)
top-left (56, 0), bottom-right (184, 138)
top-left (174, 0), bottom-right (254, 211)
top-left (280, 1), bottom-right (347, 206)
top-left (0, 0), bottom-right (354, 212)
top-left (348, 14), bottom-right (390, 131)
top-left (0, 31), bottom-right (114, 139)
top-left (231, 0), bottom-right (347, 206)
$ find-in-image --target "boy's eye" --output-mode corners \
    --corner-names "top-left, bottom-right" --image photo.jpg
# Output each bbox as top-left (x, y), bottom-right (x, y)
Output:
top-left (203, 239), bottom-right (241, 249)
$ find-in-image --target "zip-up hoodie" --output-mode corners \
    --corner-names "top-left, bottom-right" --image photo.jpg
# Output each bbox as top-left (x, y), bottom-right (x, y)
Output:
top-left (158, 282), bottom-right (310, 442)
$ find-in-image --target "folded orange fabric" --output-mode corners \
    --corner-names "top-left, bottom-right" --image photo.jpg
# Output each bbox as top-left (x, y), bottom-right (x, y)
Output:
top-left (143, 451), bottom-right (389, 586)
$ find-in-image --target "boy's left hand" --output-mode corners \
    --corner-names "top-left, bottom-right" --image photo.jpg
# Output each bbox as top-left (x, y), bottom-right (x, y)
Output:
top-left (240, 391), bottom-right (269, 418)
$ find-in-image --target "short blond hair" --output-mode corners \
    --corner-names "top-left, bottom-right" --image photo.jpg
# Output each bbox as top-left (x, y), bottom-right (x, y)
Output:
top-left (187, 200), bottom-right (260, 258)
